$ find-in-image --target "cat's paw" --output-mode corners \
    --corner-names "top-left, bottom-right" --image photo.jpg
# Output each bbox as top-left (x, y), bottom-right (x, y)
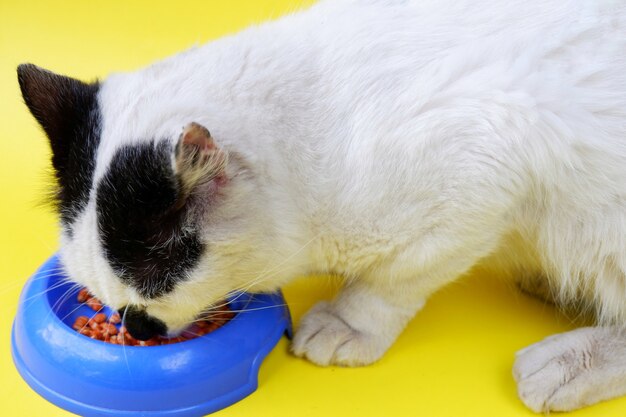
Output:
top-left (291, 301), bottom-right (386, 366)
top-left (513, 328), bottom-right (603, 412)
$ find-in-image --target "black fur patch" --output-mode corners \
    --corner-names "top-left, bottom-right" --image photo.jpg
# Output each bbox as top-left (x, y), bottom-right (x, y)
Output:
top-left (96, 141), bottom-right (203, 299)
top-left (17, 64), bottom-right (101, 227)
top-left (120, 305), bottom-right (167, 340)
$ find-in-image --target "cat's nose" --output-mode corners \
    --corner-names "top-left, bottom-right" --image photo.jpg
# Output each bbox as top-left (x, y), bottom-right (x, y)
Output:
top-left (119, 305), bottom-right (167, 341)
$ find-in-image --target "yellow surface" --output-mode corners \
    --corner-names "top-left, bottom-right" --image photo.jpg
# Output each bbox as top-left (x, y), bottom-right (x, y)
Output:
top-left (1, 1), bottom-right (625, 416)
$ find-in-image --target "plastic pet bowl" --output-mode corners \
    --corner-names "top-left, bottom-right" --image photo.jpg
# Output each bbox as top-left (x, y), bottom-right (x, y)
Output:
top-left (11, 255), bottom-right (292, 416)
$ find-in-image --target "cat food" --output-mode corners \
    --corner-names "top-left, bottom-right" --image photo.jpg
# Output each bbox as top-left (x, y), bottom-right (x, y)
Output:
top-left (72, 289), bottom-right (233, 346)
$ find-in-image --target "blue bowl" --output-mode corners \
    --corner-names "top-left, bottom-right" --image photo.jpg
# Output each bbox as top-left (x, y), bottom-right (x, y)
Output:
top-left (11, 255), bottom-right (292, 416)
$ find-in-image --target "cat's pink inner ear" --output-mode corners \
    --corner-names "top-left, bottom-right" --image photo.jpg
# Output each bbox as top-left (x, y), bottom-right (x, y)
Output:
top-left (182, 122), bottom-right (215, 150)
top-left (175, 122), bottom-right (227, 196)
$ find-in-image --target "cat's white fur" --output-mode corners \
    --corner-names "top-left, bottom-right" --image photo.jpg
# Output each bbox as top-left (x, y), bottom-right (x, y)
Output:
top-left (59, 0), bottom-right (626, 412)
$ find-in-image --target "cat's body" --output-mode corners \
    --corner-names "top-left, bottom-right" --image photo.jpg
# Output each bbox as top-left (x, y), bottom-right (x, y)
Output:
top-left (17, 0), bottom-right (626, 412)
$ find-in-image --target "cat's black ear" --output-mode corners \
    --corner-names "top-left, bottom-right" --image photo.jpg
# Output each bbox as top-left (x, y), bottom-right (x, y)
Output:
top-left (17, 63), bottom-right (98, 171)
top-left (175, 122), bottom-right (228, 196)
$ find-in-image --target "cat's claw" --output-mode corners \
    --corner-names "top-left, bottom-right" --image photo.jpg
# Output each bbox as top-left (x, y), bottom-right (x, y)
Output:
top-left (291, 301), bottom-right (386, 366)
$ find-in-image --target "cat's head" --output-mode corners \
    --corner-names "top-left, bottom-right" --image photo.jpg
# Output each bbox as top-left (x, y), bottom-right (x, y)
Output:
top-left (18, 64), bottom-right (289, 340)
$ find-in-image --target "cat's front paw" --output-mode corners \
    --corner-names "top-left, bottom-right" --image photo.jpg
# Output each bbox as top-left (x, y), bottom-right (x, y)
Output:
top-left (513, 328), bottom-right (608, 413)
top-left (291, 301), bottom-right (386, 366)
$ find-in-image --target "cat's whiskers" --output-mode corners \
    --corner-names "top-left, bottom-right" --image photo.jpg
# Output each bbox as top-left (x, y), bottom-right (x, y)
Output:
top-left (226, 231), bottom-right (323, 306)
top-left (120, 305), bottom-right (133, 379)
top-left (21, 276), bottom-right (76, 310)
top-left (196, 303), bottom-right (288, 321)
top-left (58, 300), bottom-right (90, 324)
top-left (184, 233), bottom-right (321, 326)
top-left (43, 282), bottom-right (83, 325)
top-left (72, 303), bottom-right (107, 335)
top-left (0, 267), bottom-right (67, 296)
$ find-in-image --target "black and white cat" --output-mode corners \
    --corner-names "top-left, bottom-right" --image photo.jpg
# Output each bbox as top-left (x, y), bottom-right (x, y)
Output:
top-left (17, 0), bottom-right (626, 412)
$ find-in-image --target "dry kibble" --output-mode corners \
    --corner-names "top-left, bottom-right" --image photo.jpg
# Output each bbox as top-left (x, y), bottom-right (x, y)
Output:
top-left (86, 298), bottom-right (103, 312)
top-left (93, 313), bottom-right (107, 323)
top-left (72, 288), bottom-right (232, 346)
top-left (78, 327), bottom-right (91, 336)
top-left (123, 331), bottom-right (136, 344)
top-left (72, 316), bottom-right (89, 331)
top-left (102, 323), bottom-right (118, 336)
top-left (77, 288), bottom-right (90, 303)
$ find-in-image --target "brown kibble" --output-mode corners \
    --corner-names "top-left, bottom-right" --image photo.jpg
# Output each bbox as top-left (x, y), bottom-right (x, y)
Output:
top-left (90, 332), bottom-right (104, 341)
top-left (138, 339), bottom-right (160, 346)
top-left (73, 287), bottom-right (232, 346)
top-left (72, 316), bottom-right (89, 331)
top-left (77, 288), bottom-right (91, 303)
top-left (123, 331), bottom-right (136, 344)
top-left (86, 298), bottom-right (103, 311)
top-left (145, 340), bottom-right (159, 346)
top-left (93, 313), bottom-right (107, 323)
top-left (78, 327), bottom-right (91, 336)
top-left (102, 323), bottom-right (118, 336)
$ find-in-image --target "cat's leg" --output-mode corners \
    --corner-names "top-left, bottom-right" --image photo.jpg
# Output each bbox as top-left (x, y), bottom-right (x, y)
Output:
top-left (291, 113), bottom-right (529, 366)
top-left (292, 199), bottom-right (516, 366)
top-left (291, 246), bottom-right (487, 366)
top-left (514, 169), bottom-right (626, 411)
top-left (514, 326), bottom-right (626, 412)
top-left (514, 260), bottom-right (626, 411)
top-left (291, 279), bottom-right (425, 366)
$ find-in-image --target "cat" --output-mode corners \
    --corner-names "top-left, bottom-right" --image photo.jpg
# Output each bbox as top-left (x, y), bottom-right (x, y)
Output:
top-left (17, 0), bottom-right (626, 412)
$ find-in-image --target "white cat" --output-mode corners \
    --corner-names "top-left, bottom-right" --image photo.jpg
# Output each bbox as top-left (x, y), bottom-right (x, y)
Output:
top-left (17, 0), bottom-right (626, 412)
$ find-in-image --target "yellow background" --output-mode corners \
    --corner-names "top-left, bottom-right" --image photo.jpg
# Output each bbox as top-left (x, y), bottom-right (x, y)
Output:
top-left (0, 1), bottom-right (624, 416)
